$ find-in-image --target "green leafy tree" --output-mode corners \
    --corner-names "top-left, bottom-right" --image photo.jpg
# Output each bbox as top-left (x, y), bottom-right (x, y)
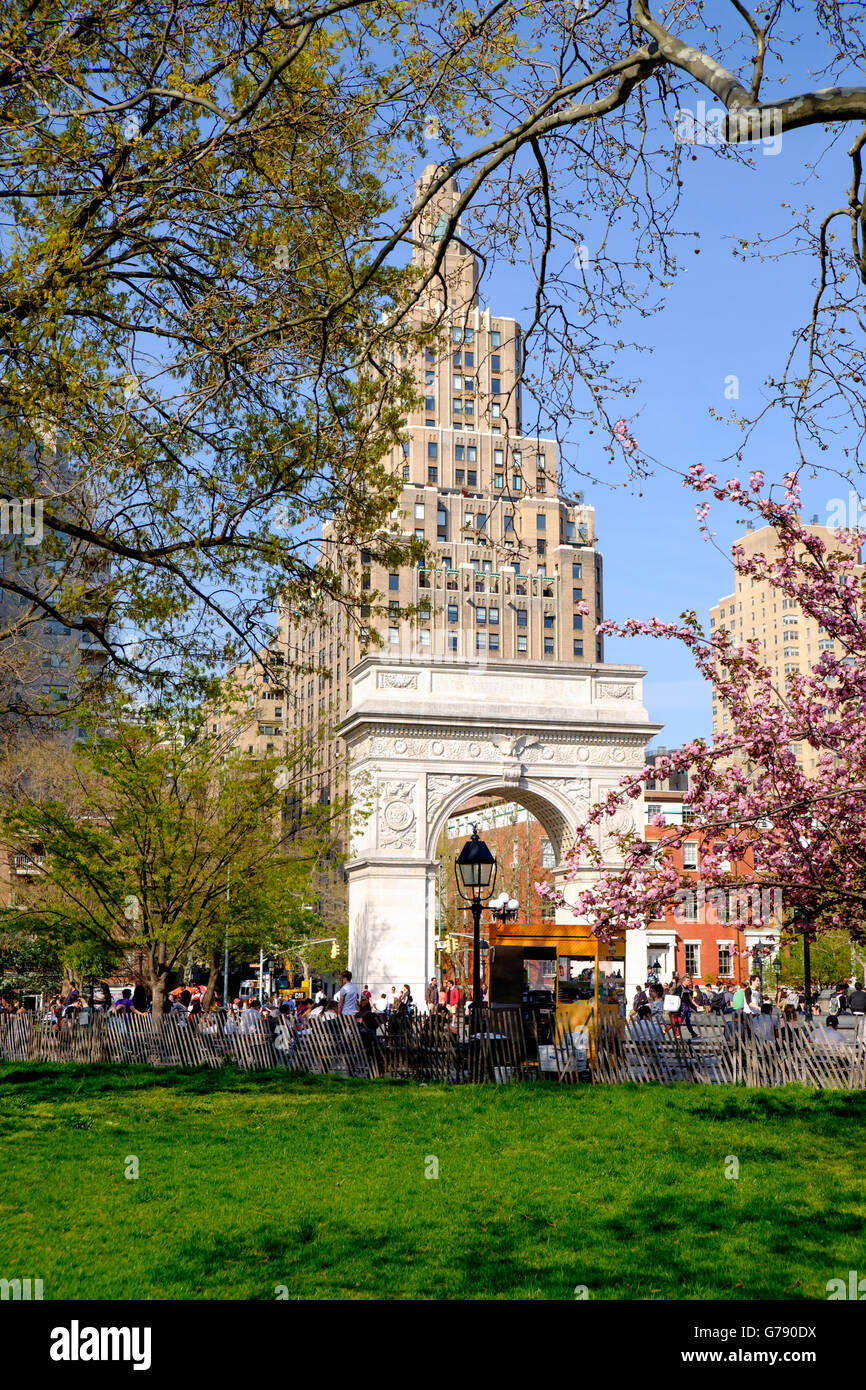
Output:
top-left (0, 697), bottom-right (338, 1014)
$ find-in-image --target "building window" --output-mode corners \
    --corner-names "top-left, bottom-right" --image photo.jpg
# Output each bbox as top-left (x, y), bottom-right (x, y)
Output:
top-left (427, 466), bottom-right (438, 483)
top-left (573, 640), bottom-right (583, 656)
top-left (452, 398), bottom-right (462, 413)
top-left (573, 615), bottom-right (583, 630)
top-left (476, 607), bottom-right (486, 624)
top-left (536, 513), bottom-right (546, 531)
top-left (504, 514), bottom-right (514, 533)
top-left (573, 563), bottom-right (582, 578)
top-left (543, 637), bottom-right (554, 655)
top-left (516, 609), bottom-right (527, 628)
top-left (488, 607), bottom-right (499, 624)
top-left (491, 379), bottom-right (501, 395)
top-left (491, 402), bottom-right (500, 417)
top-left (455, 469), bottom-right (465, 484)
top-left (682, 841), bottom-right (698, 870)
top-left (491, 330), bottom-right (501, 347)
top-left (476, 632), bottom-right (487, 651)
top-left (512, 474), bottom-right (522, 491)
top-left (388, 627), bottom-right (399, 644)
top-left (543, 614), bottom-right (554, 629)
top-left (489, 633), bottom-right (500, 651)
top-left (685, 943), bottom-right (700, 976)
top-left (467, 470), bottom-right (477, 487)
top-left (402, 464), bottom-right (410, 481)
top-left (388, 573), bottom-right (399, 591)
top-left (541, 839), bottom-right (555, 869)
top-left (681, 891), bottom-right (698, 923)
top-left (718, 944), bottom-right (732, 976)
top-left (447, 633), bottom-right (458, 652)
top-left (418, 630), bottom-right (431, 648)
top-left (466, 445), bottom-right (477, 462)
top-left (494, 448), bottom-right (504, 467)
top-left (447, 604), bottom-right (458, 623)
top-left (494, 473), bottom-right (504, 489)
top-left (536, 539), bottom-right (546, 556)
top-left (491, 354), bottom-right (501, 372)
top-left (414, 502), bottom-right (425, 520)
top-left (427, 441), bottom-right (438, 458)
top-left (517, 635), bottom-right (527, 652)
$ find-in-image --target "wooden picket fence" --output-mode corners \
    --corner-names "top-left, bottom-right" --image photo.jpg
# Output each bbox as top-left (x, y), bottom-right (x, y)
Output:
top-left (586, 1013), bottom-right (866, 1089)
top-left (0, 1007), bottom-right (863, 1088)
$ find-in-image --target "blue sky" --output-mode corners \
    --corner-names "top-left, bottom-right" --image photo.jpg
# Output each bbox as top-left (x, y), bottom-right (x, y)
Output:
top-left (443, 62), bottom-right (861, 750)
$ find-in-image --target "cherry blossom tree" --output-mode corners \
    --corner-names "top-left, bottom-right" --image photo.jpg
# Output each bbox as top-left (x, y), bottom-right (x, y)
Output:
top-left (537, 469), bottom-right (866, 948)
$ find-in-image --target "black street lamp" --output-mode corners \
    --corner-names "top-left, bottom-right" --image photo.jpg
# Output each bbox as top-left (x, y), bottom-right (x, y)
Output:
top-left (455, 826), bottom-right (497, 1019)
top-left (752, 939), bottom-right (769, 995)
top-left (790, 906), bottom-right (814, 1021)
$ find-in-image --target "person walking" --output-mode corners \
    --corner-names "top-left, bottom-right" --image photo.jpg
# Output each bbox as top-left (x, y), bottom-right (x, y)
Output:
top-left (648, 983), bottom-right (665, 1025)
top-left (630, 984), bottom-right (649, 1019)
top-left (678, 977), bottom-right (699, 1040)
top-left (336, 970), bottom-right (359, 1016)
top-left (447, 980), bottom-right (461, 1019)
top-left (425, 977), bottom-right (438, 1013)
top-left (848, 980), bottom-right (866, 1016)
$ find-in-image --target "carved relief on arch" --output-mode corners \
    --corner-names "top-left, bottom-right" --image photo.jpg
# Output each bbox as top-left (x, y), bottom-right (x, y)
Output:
top-left (377, 777), bottom-right (418, 851)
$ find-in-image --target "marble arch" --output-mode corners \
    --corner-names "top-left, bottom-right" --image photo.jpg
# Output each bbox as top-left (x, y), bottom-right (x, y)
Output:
top-left (341, 654), bottom-right (661, 1000)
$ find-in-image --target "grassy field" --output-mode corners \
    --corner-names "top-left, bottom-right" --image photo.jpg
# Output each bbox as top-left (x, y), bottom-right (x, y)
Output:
top-left (1, 1063), bottom-right (863, 1301)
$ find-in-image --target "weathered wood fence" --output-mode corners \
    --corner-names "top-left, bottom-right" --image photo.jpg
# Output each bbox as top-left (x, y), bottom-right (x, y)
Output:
top-left (0, 1008), bottom-right (863, 1088)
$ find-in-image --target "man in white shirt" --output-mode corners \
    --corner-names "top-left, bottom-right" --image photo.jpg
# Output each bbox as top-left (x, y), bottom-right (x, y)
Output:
top-left (336, 970), bottom-right (359, 1016)
top-left (240, 1001), bottom-right (266, 1034)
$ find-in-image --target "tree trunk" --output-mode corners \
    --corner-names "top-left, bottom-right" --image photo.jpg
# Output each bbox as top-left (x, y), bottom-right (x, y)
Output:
top-left (201, 950), bottom-right (220, 1011)
top-left (149, 942), bottom-right (171, 1017)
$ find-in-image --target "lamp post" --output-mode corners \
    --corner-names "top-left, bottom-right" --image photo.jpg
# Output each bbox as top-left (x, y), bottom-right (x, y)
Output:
top-left (455, 826), bottom-right (496, 1021)
top-left (773, 954), bottom-right (781, 1003)
top-left (489, 892), bottom-right (519, 927)
top-left (752, 939), bottom-right (768, 995)
top-left (790, 905), bottom-right (813, 1021)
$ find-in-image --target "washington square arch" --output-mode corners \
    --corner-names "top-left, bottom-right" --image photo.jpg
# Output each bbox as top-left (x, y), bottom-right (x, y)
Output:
top-left (343, 652), bottom-right (661, 1003)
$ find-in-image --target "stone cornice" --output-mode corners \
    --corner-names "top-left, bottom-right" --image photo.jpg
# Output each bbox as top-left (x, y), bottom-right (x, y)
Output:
top-left (341, 712), bottom-right (661, 742)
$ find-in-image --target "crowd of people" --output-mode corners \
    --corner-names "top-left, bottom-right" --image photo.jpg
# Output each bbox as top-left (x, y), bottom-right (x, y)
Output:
top-left (626, 973), bottom-right (866, 1039)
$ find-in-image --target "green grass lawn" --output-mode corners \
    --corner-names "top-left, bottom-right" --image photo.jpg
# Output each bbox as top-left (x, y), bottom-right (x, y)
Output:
top-left (1, 1064), bottom-right (863, 1300)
